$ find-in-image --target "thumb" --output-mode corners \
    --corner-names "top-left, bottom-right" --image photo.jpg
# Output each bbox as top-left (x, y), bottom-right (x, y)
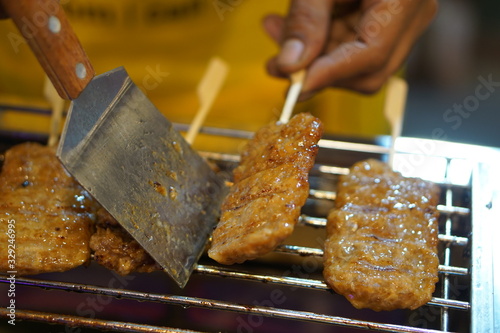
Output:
top-left (276, 0), bottom-right (334, 74)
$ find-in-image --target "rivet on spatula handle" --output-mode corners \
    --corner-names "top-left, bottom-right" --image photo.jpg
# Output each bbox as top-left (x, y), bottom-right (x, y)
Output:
top-left (1, 0), bottom-right (94, 100)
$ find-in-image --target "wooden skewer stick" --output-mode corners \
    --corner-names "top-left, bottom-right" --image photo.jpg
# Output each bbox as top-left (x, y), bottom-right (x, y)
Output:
top-left (185, 57), bottom-right (229, 145)
top-left (279, 69), bottom-right (306, 124)
top-left (383, 76), bottom-right (408, 167)
top-left (44, 76), bottom-right (65, 147)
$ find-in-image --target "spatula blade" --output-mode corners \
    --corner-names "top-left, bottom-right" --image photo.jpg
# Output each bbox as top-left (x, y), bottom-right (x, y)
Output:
top-left (57, 67), bottom-right (226, 287)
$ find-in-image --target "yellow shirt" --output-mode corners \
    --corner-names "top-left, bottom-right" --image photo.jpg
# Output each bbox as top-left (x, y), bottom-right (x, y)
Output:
top-left (0, 0), bottom-right (389, 153)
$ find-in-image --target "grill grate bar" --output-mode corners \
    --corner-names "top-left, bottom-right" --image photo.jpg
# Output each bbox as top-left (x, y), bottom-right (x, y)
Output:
top-left (306, 189), bottom-right (470, 217)
top-left (199, 151), bottom-right (240, 163)
top-left (436, 205), bottom-right (470, 216)
top-left (437, 265), bottom-right (468, 276)
top-left (274, 244), bottom-right (324, 257)
top-left (309, 189), bottom-right (337, 200)
top-left (198, 261), bottom-right (467, 294)
top-left (175, 123), bottom-right (390, 156)
top-left (0, 274), bottom-right (471, 313)
top-left (193, 266), bottom-right (471, 310)
top-left (174, 123), bottom-right (254, 140)
top-left (0, 276), bottom-right (462, 333)
top-left (272, 245), bottom-right (468, 275)
top-left (0, 308), bottom-right (200, 333)
top-left (437, 234), bottom-right (469, 246)
top-left (0, 103), bottom-right (52, 115)
top-left (195, 265), bottom-right (327, 290)
top-left (297, 216), bottom-right (469, 246)
top-left (317, 139), bottom-right (390, 155)
top-left (316, 164), bottom-right (350, 175)
top-left (299, 215), bottom-right (328, 228)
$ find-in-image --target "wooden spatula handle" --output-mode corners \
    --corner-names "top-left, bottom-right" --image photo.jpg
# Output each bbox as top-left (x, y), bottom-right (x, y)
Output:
top-left (1, 0), bottom-right (94, 100)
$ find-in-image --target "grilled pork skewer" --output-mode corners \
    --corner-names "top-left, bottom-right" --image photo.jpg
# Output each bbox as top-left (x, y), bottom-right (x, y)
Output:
top-left (208, 112), bottom-right (323, 265)
top-left (323, 159), bottom-right (440, 311)
top-left (0, 143), bottom-right (98, 275)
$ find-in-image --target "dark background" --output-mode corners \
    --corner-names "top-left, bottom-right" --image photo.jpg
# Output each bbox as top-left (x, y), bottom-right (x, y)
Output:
top-left (403, 0), bottom-right (500, 148)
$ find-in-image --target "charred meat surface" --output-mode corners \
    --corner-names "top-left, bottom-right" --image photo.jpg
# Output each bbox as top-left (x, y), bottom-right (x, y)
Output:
top-left (0, 143), bottom-right (98, 275)
top-left (208, 113), bottom-right (323, 265)
top-left (90, 208), bottom-right (160, 275)
top-left (323, 159), bottom-right (440, 311)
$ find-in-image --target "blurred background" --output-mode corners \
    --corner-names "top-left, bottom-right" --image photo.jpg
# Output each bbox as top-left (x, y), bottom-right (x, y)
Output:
top-left (404, 0), bottom-right (500, 148)
top-left (0, 0), bottom-right (498, 150)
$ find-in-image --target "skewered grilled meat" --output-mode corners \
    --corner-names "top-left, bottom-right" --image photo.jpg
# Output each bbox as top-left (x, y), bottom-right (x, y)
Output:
top-left (208, 113), bottom-right (323, 265)
top-left (323, 159), bottom-right (440, 311)
top-left (90, 208), bottom-right (160, 275)
top-left (0, 143), bottom-right (97, 275)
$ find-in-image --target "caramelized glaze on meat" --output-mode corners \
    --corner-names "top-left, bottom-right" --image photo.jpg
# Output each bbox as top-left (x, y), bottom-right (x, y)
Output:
top-left (90, 208), bottom-right (160, 275)
top-left (323, 159), bottom-right (440, 311)
top-left (0, 143), bottom-right (97, 275)
top-left (208, 113), bottom-right (323, 265)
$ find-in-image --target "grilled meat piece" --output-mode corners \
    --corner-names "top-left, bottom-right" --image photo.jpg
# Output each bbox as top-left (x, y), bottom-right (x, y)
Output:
top-left (208, 113), bottom-right (323, 265)
top-left (0, 143), bottom-right (97, 275)
top-left (90, 208), bottom-right (160, 275)
top-left (323, 159), bottom-right (440, 311)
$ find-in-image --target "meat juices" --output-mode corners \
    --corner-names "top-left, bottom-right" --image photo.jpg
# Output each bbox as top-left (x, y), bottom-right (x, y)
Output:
top-left (0, 143), bottom-right (97, 275)
top-left (208, 113), bottom-right (323, 265)
top-left (90, 208), bottom-right (160, 275)
top-left (323, 159), bottom-right (440, 311)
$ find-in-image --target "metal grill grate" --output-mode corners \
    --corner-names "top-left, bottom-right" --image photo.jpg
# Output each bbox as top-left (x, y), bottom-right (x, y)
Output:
top-left (1, 118), bottom-right (499, 333)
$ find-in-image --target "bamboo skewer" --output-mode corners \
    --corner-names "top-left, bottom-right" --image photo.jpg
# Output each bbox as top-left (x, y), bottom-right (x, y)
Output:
top-left (44, 76), bottom-right (65, 147)
top-left (185, 57), bottom-right (228, 145)
top-left (383, 76), bottom-right (408, 167)
top-left (279, 69), bottom-right (306, 124)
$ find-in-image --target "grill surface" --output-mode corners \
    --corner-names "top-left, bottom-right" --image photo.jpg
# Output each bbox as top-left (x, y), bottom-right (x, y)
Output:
top-left (0, 111), bottom-right (499, 332)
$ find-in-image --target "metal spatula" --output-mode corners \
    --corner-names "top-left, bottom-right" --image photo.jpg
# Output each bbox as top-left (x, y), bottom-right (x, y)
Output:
top-left (2, 0), bottom-right (227, 287)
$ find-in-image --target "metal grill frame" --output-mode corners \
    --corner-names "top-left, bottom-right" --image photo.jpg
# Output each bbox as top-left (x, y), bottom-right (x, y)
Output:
top-left (0, 120), bottom-right (499, 333)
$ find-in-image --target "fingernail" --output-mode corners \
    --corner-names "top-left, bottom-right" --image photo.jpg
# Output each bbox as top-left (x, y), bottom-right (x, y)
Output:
top-left (278, 39), bottom-right (304, 66)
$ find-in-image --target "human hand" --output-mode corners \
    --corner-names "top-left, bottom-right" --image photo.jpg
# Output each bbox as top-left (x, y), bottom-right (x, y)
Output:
top-left (264, 0), bottom-right (438, 99)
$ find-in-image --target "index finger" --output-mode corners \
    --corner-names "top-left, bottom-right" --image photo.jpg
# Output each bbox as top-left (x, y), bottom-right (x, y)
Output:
top-left (303, 1), bottom-right (423, 93)
top-left (275, 0), bottom-right (334, 73)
